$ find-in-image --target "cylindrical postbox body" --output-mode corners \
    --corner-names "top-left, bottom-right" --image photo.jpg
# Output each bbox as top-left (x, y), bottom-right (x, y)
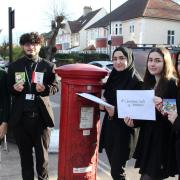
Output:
top-left (55, 64), bottom-right (107, 180)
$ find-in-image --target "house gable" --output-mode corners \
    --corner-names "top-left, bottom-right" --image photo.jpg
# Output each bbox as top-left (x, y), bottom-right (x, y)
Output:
top-left (68, 8), bottom-right (102, 33)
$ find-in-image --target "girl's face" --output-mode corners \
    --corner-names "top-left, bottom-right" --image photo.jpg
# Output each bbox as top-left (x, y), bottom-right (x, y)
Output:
top-left (147, 52), bottom-right (164, 76)
top-left (177, 54), bottom-right (180, 76)
top-left (112, 51), bottom-right (128, 71)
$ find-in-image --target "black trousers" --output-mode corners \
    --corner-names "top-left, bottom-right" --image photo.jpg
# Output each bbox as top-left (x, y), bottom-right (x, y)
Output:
top-left (14, 113), bottom-right (50, 180)
top-left (105, 146), bottom-right (127, 180)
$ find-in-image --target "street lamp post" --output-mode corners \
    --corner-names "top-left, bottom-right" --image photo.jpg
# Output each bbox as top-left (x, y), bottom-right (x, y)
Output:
top-left (8, 7), bottom-right (15, 63)
top-left (109, 0), bottom-right (112, 59)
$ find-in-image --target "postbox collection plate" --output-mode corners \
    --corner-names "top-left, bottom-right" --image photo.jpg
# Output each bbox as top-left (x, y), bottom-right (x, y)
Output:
top-left (79, 107), bottom-right (94, 129)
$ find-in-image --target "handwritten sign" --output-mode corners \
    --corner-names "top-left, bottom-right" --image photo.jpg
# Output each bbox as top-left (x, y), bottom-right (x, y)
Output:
top-left (117, 90), bottom-right (155, 120)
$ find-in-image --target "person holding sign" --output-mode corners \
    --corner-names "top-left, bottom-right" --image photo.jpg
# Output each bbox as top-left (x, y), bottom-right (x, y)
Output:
top-left (156, 51), bottom-right (180, 180)
top-left (172, 50), bottom-right (180, 180)
top-left (0, 67), bottom-right (9, 140)
top-left (7, 32), bottom-right (58, 180)
top-left (99, 46), bottom-right (143, 180)
top-left (132, 47), bottom-right (178, 180)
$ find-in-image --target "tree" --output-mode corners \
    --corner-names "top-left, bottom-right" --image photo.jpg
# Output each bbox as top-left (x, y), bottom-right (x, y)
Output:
top-left (43, 0), bottom-right (66, 61)
top-left (47, 15), bottom-right (65, 61)
top-left (0, 41), bottom-right (9, 60)
top-left (13, 45), bottom-right (23, 60)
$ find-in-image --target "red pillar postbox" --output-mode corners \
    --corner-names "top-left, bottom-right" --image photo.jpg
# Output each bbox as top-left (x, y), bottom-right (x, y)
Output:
top-left (55, 64), bottom-right (107, 180)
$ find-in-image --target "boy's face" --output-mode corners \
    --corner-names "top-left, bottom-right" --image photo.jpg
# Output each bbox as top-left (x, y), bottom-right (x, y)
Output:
top-left (21, 43), bottom-right (41, 57)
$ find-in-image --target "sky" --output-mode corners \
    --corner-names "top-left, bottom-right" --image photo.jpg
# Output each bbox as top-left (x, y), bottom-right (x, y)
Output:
top-left (0, 0), bottom-right (179, 44)
top-left (0, 0), bottom-right (127, 44)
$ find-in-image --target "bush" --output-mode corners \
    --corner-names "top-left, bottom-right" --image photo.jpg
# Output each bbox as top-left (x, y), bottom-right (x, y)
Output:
top-left (54, 52), bottom-right (109, 66)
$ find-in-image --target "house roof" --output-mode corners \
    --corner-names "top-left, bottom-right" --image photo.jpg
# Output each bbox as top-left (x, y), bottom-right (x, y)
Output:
top-left (87, 0), bottom-right (180, 29)
top-left (68, 8), bottom-right (102, 33)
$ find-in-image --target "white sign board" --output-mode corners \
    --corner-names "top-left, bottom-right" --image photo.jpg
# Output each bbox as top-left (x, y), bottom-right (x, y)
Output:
top-left (117, 90), bottom-right (155, 120)
top-left (80, 107), bottom-right (94, 129)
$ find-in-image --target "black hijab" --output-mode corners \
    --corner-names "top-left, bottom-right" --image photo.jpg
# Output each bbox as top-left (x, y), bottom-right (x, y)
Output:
top-left (104, 46), bottom-right (142, 105)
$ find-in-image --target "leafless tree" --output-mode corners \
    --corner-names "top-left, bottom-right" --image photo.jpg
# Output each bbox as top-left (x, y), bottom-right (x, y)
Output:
top-left (47, 15), bottom-right (65, 61)
top-left (43, 0), bottom-right (67, 61)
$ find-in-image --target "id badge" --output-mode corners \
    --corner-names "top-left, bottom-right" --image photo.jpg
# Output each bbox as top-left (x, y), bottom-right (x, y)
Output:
top-left (25, 94), bottom-right (35, 100)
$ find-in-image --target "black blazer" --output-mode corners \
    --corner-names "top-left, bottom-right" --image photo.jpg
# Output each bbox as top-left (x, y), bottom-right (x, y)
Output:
top-left (0, 68), bottom-right (10, 124)
top-left (7, 57), bottom-right (58, 127)
top-left (174, 90), bottom-right (180, 131)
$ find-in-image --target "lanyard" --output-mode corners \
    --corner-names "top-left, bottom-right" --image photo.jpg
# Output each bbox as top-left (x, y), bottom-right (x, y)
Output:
top-left (25, 63), bottom-right (38, 93)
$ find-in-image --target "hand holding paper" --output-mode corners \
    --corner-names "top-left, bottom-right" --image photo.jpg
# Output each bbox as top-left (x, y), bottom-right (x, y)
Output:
top-left (105, 106), bottom-right (115, 117)
top-left (36, 83), bottom-right (45, 92)
top-left (13, 81), bottom-right (24, 92)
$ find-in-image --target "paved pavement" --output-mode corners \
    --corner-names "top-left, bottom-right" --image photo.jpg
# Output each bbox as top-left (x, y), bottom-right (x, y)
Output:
top-left (0, 142), bottom-right (58, 180)
top-left (0, 141), bottom-right (179, 180)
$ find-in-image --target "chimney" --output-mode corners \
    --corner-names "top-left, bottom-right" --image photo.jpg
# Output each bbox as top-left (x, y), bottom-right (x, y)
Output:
top-left (83, 6), bottom-right (92, 16)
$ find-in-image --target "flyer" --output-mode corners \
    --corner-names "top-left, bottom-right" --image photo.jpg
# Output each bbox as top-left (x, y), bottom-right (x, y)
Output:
top-left (15, 72), bottom-right (25, 83)
top-left (162, 99), bottom-right (177, 113)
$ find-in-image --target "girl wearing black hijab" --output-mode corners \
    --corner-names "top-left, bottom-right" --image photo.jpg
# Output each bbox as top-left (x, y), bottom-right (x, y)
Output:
top-left (99, 46), bottom-right (143, 180)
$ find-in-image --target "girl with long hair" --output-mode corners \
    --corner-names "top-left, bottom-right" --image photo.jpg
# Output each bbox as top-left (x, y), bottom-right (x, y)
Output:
top-left (132, 47), bottom-right (178, 180)
top-left (164, 51), bottom-right (180, 180)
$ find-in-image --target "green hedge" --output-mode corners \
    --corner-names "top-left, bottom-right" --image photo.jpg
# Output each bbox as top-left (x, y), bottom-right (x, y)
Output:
top-left (54, 52), bottom-right (109, 65)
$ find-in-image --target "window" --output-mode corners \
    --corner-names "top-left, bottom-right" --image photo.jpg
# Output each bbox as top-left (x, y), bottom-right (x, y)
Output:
top-left (119, 24), bottom-right (122, 35)
top-left (167, 30), bottom-right (175, 45)
top-left (115, 24), bottom-right (118, 35)
top-left (130, 25), bottom-right (134, 33)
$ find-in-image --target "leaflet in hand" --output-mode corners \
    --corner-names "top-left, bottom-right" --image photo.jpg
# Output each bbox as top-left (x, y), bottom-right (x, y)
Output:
top-left (76, 93), bottom-right (113, 108)
top-left (162, 99), bottom-right (177, 113)
top-left (32, 72), bottom-right (44, 84)
top-left (15, 72), bottom-right (25, 83)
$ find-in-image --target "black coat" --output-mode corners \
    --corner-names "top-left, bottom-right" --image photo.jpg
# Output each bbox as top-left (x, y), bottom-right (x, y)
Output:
top-left (0, 68), bottom-right (9, 124)
top-left (7, 56), bottom-right (58, 128)
top-left (173, 88), bottom-right (180, 176)
top-left (134, 78), bottom-right (178, 179)
top-left (99, 51), bottom-right (143, 163)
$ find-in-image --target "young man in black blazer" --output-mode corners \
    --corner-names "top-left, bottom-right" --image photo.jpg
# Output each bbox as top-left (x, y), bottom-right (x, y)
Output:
top-left (7, 32), bottom-right (58, 180)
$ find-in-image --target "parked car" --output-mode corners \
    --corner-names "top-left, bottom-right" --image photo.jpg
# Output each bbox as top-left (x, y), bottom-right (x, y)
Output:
top-left (88, 60), bottom-right (113, 83)
top-left (0, 59), bottom-right (6, 69)
top-left (167, 46), bottom-right (180, 62)
top-left (88, 60), bottom-right (113, 72)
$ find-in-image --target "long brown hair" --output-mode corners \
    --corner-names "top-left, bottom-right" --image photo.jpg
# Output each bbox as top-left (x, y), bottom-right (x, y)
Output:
top-left (143, 47), bottom-right (176, 95)
top-left (175, 51), bottom-right (180, 85)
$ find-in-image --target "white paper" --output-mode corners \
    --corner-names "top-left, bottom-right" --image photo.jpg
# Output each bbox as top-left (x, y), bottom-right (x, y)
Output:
top-left (117, 90), bottom-right (155, 120)
top-left (77, 93), bottom-right (113, 108)
top-left (80, 107), bottom-right (94, 129)
top-left (34, 72), bottom-right (44, 84)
